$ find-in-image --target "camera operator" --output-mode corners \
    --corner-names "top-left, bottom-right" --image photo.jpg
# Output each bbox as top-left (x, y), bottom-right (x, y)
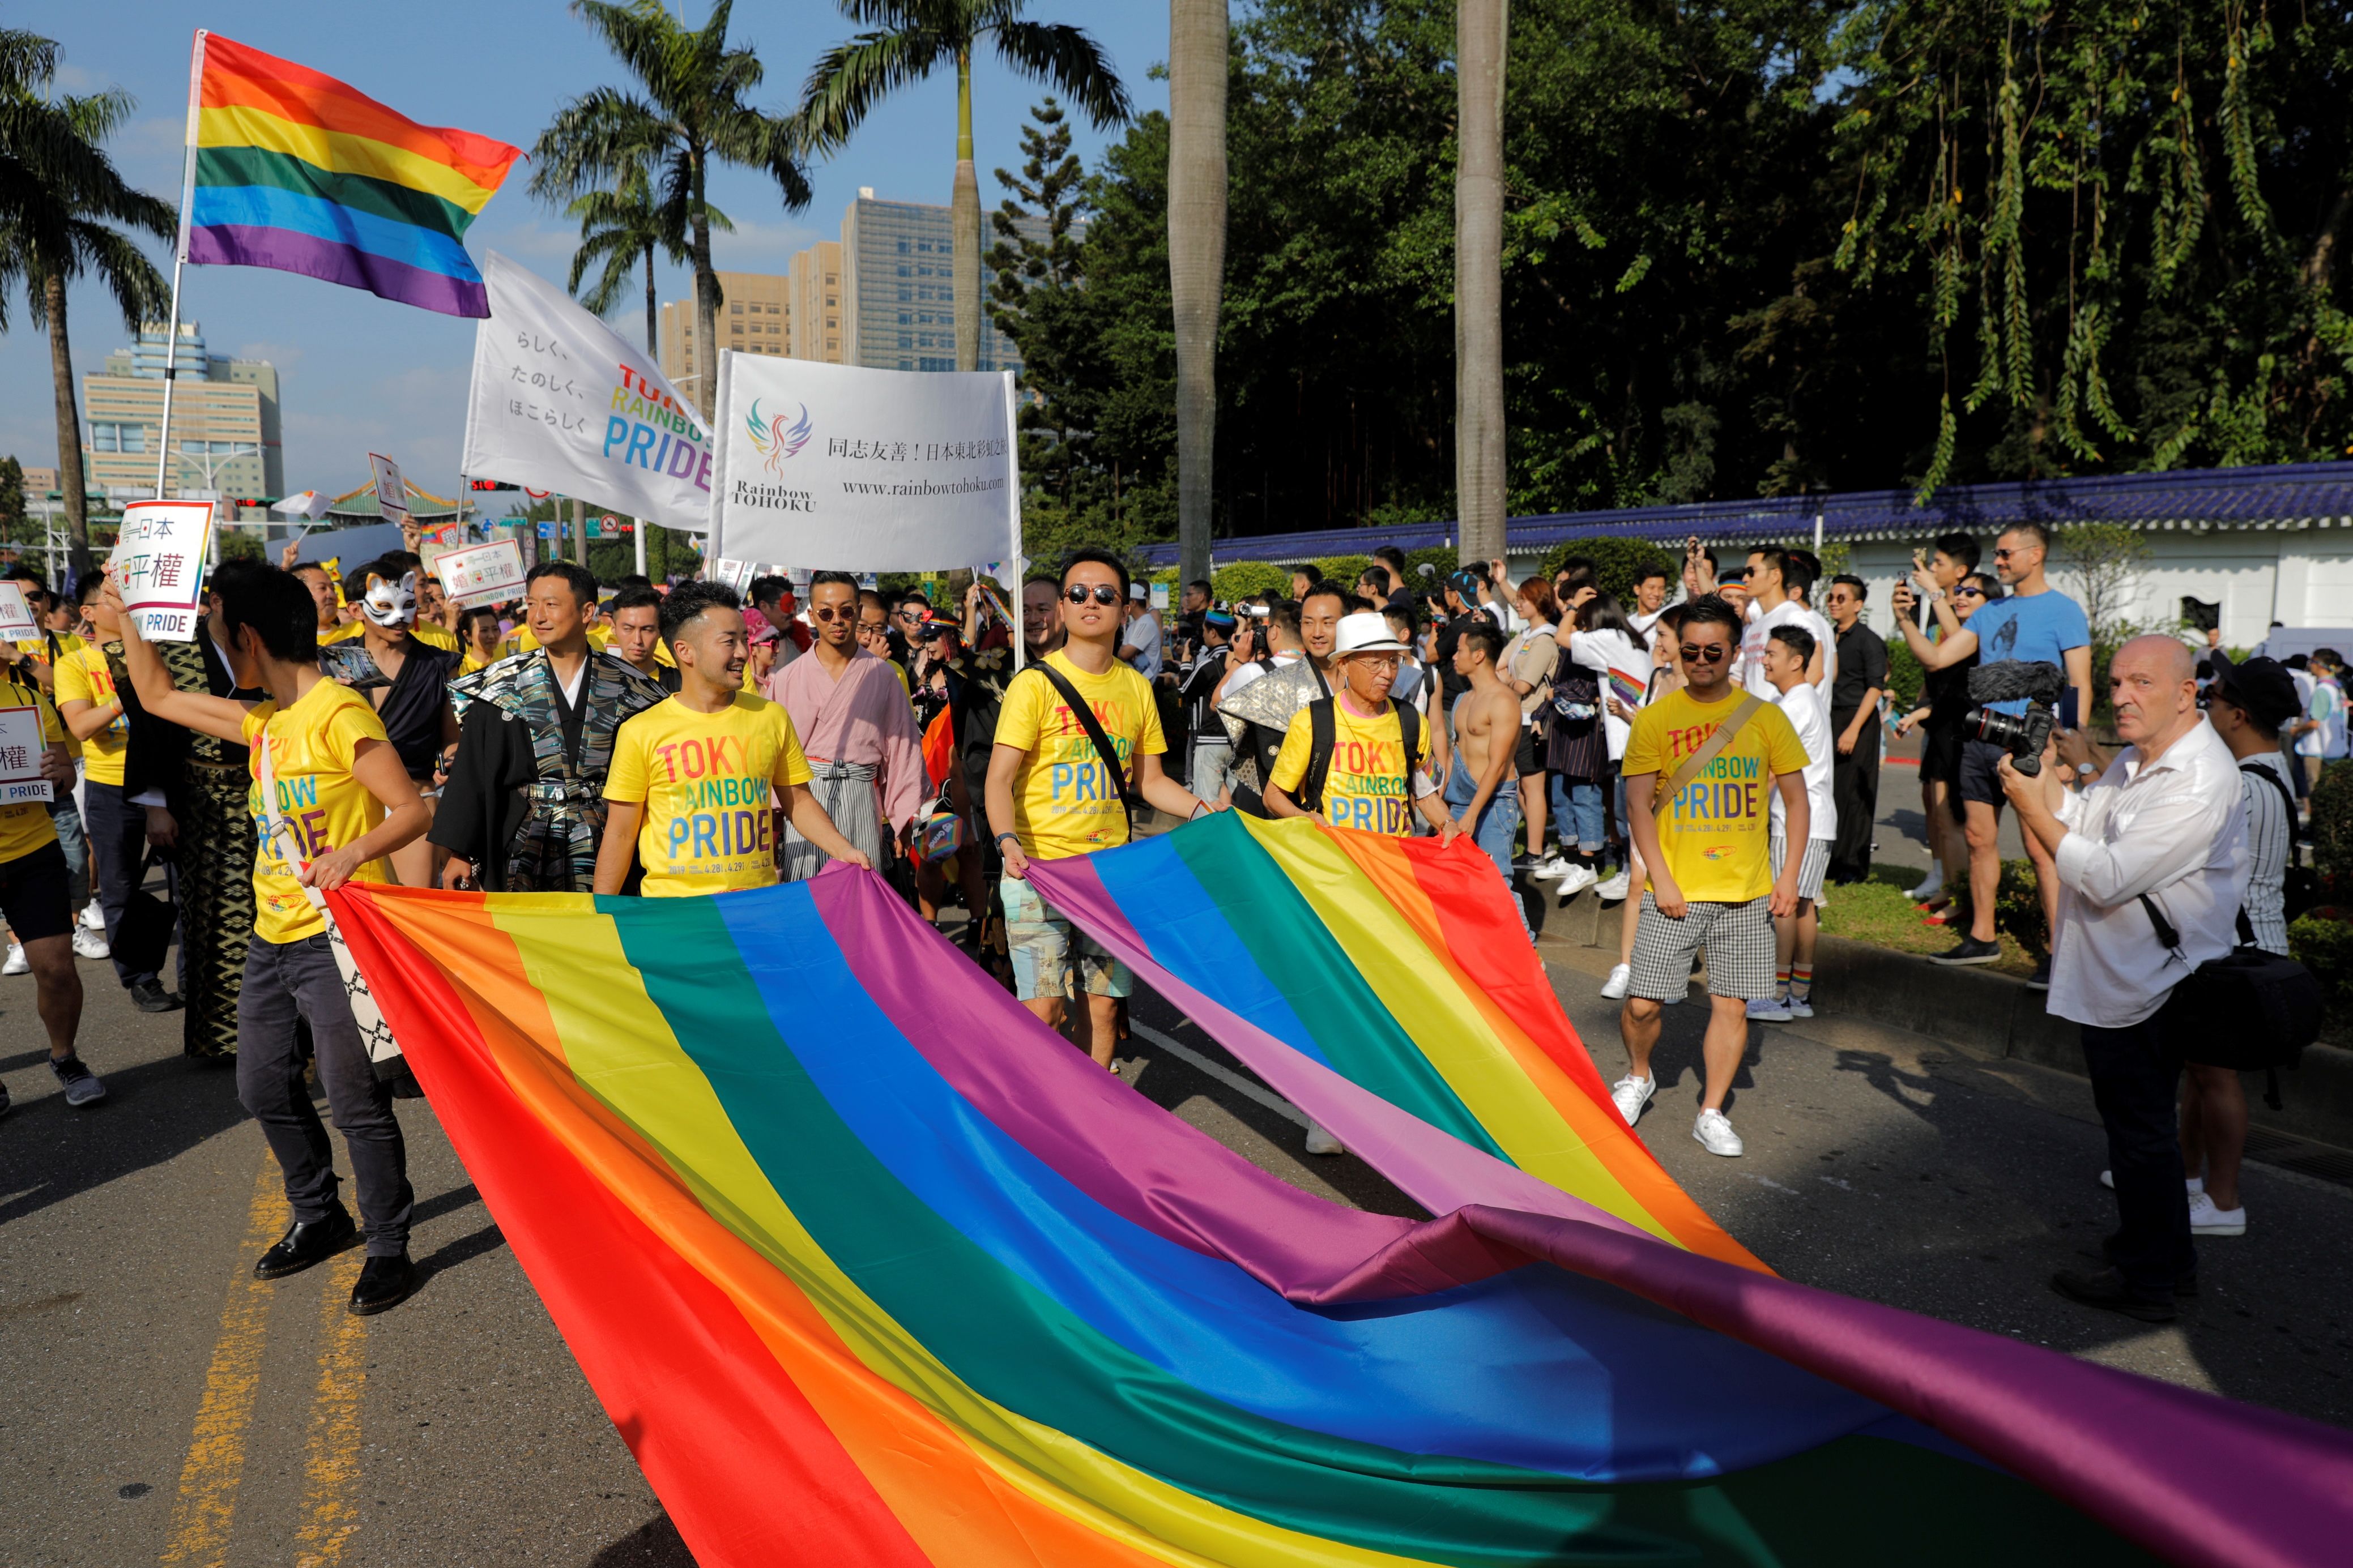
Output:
top-left (1894, 522), bottom-right (2090, 981)
top-left (1998, 636), bottom-right (2248, 1323)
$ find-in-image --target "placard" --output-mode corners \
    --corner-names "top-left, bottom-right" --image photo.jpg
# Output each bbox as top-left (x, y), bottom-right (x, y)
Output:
top-left (0, 702), bottom-right (53, 804)
top-left (0, 582), bottom-right (38, 643)
top-left (108, 498), bottom-right (214, 641)
top-left (369, 452), bottom-right (409, 523)
top-left (416, 522), bottom-right (466, 583)
top-left (707, 558), bottom-right (758, 592)
top-left (432, 539), bottom-right (528, 609)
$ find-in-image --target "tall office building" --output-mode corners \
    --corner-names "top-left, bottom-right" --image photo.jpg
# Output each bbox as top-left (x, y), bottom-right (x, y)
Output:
top-left (659, 271), bottom-right (795, 412)
top-left (789, 241), bottom-right (847, 363)
top-left (839, 189), bottom-right (1041, 374)
top-left (83, 322), bottom-right (283, 503)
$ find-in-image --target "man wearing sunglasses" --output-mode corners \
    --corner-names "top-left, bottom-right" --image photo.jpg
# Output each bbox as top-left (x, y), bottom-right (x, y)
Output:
top-left (766, 572), bottom-right (926, 882)
top-left (987, 550), bottom-right (1222, 1070)
top-left (1613, 595), bottom-right (1812, 1157)
top-left (1892, 522), bottom-right (2090, 978)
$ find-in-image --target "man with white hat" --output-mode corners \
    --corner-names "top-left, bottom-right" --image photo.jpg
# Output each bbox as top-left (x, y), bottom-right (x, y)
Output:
top-left (1265, 612), bottom-right (1459, 843)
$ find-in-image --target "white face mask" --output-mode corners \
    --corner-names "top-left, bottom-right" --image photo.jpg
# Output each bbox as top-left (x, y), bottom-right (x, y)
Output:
top-left (360, 571), bottom-right (418, 629)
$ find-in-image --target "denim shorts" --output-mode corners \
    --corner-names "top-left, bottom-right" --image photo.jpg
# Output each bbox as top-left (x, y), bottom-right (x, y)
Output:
top-left (1000, 874), bottom-right (1131, 1003)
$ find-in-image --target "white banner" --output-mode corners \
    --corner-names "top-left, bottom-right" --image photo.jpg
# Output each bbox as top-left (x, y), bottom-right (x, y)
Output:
top-left (432, 539), bottom-right (528, 609)
top-left (710, 355), bottom-right (1018, 574)
top-left (0, 582), bottom-right (37, 643)
top-left (108, 498), bottom-right (214, 641)
top-left (0, 702), bottom-right (53, 803)
top-left (369, 452), bottom-right (408, 523)
top-left (463, 250), bottom-right (714, 533)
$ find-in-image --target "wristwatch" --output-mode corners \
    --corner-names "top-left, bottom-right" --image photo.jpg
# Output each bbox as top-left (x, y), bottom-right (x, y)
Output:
top-left (2074, 762), bottom-right (2099, 779)
top-left (994, 831), bottom-right (1021, 849)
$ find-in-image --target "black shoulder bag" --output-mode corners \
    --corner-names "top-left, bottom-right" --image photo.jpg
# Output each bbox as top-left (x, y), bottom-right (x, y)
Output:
top-left (2144, 886), bottom-right (2323, 1106)
top-left (2241, 760), bottom-right (2321, 921)
top-left (1297, 697), bottom-right (1423, 821)
top-left (1028, 663), bottom-right (1133, 833)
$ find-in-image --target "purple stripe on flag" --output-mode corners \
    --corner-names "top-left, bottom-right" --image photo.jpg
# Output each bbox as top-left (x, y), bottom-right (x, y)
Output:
top-left (187, 223), bottom-right (488, 318)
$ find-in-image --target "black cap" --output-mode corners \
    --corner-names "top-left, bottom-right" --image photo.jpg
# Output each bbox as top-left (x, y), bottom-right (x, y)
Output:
top-left (2213, 656), bottom-right (2303, 730)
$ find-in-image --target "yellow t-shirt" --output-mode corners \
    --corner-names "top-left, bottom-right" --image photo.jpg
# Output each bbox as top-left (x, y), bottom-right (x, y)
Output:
top-left (505, 622), bottom-right (612, 658)
top-left (10, 633), bottom-right (84, 758)
top-left (330, 618), bottom-right (457, 652)
top-left (54, 643), bottom-right (128, 786)
top-left (1621, 686), bottom-right (1810, 903)
top-left (1268, 698), bottom-right (1433, 836)
top-left (605, 693), bottom-right (813, 896)
top-left (0, 673), bottom-right (64, 865)
top-left (992, 651), bottom-right (1166, 860)
top-left (240, 680), bottom-right (394, 943)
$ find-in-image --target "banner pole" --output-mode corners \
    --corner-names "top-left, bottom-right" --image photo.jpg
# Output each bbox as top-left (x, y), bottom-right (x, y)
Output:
top-left (155, 30), bottom-right (207, 507)
top-left (1004, 370), bottom-right (1024, 672)
top-left (705, 348), bottom-right (731, 578)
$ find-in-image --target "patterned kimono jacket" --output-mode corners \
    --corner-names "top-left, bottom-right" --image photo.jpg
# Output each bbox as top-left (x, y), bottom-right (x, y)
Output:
top-left (431, 649), bottom-right (667, 891)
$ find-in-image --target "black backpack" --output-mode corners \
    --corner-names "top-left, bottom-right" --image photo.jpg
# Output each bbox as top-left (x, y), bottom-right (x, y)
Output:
top-left (2240, 761), bottom-right (2320, 921)
top-left (1295, 696), bottom-right (1423, 822)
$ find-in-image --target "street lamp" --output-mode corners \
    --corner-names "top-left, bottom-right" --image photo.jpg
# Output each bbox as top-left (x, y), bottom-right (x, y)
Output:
top-left (175, 441), bottom-right (260, 563)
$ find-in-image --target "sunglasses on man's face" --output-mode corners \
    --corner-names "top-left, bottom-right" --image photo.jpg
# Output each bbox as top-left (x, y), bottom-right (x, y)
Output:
top-left (1064, 583), bottom-right (1122, 607)
top-left (811, 604), bottom-right (854, 622)
top-left (1992, 545), bottom-right (2037, 561)
top-left (1680, 642), bottom-right (1731, 663)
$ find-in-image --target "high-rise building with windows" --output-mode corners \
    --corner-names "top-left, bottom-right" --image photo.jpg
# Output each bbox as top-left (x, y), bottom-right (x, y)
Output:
top-left (788, 241), bottom-right (846, 363)
top-left (82, 322), bottom-right (282, 503)
top-left (839, 189), bottom-right (1041, 374)
top-left (660, 271), bottom-right (796, 410)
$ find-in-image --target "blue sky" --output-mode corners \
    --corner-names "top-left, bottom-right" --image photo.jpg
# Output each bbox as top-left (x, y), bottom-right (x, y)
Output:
top-left (1, 1), bottom-right (1167, 500)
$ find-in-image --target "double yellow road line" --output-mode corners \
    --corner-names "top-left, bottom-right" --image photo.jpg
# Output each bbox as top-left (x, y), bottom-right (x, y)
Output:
top-left (158, 1153), bottom-right (373, 1568)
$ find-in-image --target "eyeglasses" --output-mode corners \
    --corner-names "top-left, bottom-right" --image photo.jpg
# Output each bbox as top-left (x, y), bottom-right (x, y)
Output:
top-left (1954, 587), bottom-right (1987, 599)
top-left (896, 607), bottom-right (924, 622)
top-left (1064, 584), bottom-right (1122, 606)
top-left (811, 605), bottom-right (853, 622)
top-left (1992, 545), bottom-right (2038, 560)
top-left (1679, 642), bottom-right (1731, 663)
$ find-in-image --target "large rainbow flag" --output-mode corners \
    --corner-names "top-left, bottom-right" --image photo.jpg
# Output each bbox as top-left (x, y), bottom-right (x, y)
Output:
top-left (330, 822), bottom-right (2353, 1568)
top-left (182, 33), bottom-right (520, 317)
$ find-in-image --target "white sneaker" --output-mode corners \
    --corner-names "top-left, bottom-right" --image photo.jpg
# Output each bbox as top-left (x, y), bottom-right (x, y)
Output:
top-left (1906, 872), bottom-right (1943, 902)
top-left (1593, 870), bottom-right (1631, 901)
top-left (1303, 1121), bottom-right (1344, 1156)
top-left (1746, 996), bottom-right (1791, 1023)
top-left (2188, 1191), bottom-right (2246, 1236)
top-left (1610, 1073), bottom-right (1656, 1126)
top-left (2098, 1170), bottom-right (2204, 1194)
top-left (80, 900), bottom-right (105, 932)
top-left (1693, 1108), bottom-right (1744, 1157)
top-left (71, 928), bottom-right (109, 961)
top-left (1782, 992), bottom-right (1814, 1018)
top-left (1527, 852), bottom-right (1570, 882)
top-left (2, 942), bottom-right (25, 976)
top-left (1553, 864), bottom-right (1598, 902)
top-left (1599, 963), bottom-right (1631, 1001)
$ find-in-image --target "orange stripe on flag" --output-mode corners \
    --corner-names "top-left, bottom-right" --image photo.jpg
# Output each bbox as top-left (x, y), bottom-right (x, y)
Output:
top-left (199, 34), bottom-right (520, 191)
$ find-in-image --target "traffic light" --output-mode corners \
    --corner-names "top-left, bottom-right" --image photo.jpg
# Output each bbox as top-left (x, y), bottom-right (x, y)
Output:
top-left (470, 478), bottom-right (518, 492)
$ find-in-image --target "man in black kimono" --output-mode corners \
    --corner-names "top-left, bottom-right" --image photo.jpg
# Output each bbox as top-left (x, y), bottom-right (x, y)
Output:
top-left (430, 562), bottom-right (665, 891)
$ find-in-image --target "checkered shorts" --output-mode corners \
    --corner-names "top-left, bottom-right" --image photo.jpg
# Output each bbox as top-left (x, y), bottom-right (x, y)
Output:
top-left (1626, 891), bottom-right (1776, 1001)
top-left (1770, 835), bottom-right (1831, 903)
top-left (1001, 874), bottom-right (1132, 1003)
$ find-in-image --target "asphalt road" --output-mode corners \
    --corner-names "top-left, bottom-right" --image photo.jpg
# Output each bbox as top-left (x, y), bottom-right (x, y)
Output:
top-left (5, 894), bottom-right (2348, 1566)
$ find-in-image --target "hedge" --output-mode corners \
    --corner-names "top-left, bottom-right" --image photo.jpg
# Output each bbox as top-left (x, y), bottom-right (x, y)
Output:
top-left (1536, 536), bottom-right (1678, 605)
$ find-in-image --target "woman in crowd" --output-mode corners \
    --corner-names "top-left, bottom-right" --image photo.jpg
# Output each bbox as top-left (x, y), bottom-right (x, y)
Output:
top-left (1501, 578), bottom-right (1560, 877)
top-left (1891, 570), bottom-right (1994, 920)
top-left (1600, 603), bottom-right (1687, 1000)
top-left (1555, 587), bottom-right (1650, 903)
top-left (455, 606), bottom-right (504, 674)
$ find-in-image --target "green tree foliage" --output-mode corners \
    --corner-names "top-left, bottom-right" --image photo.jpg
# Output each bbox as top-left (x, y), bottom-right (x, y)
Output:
top-left (989, 99), bottom-right (1092, 521)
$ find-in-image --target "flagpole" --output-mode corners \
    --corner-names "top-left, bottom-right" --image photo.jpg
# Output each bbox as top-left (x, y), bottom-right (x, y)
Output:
top-left (1004, 370), bottom-right (1025, 672)
top-left (157, 31), bottom-right (207, 514)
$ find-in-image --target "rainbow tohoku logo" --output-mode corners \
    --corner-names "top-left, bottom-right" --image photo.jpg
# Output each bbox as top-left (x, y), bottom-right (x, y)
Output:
top-left (744, 399), bottom-right (813, 474)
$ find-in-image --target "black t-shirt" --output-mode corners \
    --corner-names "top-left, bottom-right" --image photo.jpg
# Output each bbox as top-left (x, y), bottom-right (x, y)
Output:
top-left (1831, 622), bottom-right (1889, 717)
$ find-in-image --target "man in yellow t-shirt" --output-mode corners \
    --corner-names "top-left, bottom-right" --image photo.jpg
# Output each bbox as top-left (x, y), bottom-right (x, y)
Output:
top-left (1265, 612), bottom-right (1456, 840)
top-left (112, 564), bottom-right (432, 1315)
top-left (986, 549), bottom-right (1221, 1067)
top-left (0, 667), bottom-right (104, 1109)
top-left (596, 580), bottom-right (868, 897)
top-left (1611, 594), bottom-right (1811, 1159)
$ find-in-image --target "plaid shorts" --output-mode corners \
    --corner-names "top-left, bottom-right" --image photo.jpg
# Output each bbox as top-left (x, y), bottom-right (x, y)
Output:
top-left (1001, 874), bottom-right (1132, 1003)
top-left (1770, 835), bottom-right (1831, 903)
top-left (1626, 891), bottom-right (1776, 1001)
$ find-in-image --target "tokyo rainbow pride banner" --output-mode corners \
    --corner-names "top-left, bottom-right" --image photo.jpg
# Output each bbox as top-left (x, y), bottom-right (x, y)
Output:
top-left (463, 251), bottom-right (712, 533)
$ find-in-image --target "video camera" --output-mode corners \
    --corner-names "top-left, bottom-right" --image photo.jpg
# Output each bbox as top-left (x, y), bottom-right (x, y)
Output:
top-left (1964, 660), bottom-right (2064, 775)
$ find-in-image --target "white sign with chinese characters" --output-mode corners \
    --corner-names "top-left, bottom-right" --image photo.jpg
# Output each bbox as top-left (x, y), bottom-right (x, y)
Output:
top-left (0, 582), bottom-right (38, 644)
top-left (432, 539), bottom-right (528, 609)
top-left (706, 558), bottom-right (758, 592)
top-left (709, 356), bottom-right (1018, 574)
top-left (108, 498), bottom-right (214, 641)
top-left (0, 703), bottom-right (53, 804)
top-left (369, 452), bottom-right (409, 524)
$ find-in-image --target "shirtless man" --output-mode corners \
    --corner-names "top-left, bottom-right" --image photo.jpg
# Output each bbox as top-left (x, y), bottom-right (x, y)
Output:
top-left (1445, 622), bottom-right (1531, 924)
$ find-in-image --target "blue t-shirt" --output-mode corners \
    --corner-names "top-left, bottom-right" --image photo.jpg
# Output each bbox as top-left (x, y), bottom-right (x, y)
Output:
top-left (1967, 589), bottom-right (2090, 714)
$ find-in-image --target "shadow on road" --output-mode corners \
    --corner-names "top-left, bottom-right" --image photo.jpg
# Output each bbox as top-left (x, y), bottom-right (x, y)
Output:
top-left (0, 1053), bottom-right (248, 1228)
top-left (587, 1510), bottom-right (696, 1566)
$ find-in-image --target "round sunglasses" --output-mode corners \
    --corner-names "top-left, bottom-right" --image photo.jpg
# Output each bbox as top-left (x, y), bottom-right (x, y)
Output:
top-left (1678, 642), bottom-right (1732, 663)
top-left (1064, 583), bottom-right (1123, 606)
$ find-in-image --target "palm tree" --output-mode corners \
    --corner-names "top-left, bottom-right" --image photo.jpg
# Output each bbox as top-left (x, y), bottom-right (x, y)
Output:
top-left (533, 0), bottom-right (807, 418)
top-left (800, 1), bottom-right (1130, 375)
top-left (1454, 0), bottom-right (1508, 567)
top-left (0, 32), bottom-right (172, 582)
top-left (1168, 0), bottom-right (1226, 590)
top-left (564, 157), bottom-right (728, 358)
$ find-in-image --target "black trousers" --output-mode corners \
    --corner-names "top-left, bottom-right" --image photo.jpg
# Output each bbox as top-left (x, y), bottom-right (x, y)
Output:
top-left (82, 779), bottom-right (176, 988)
top-left (237, 934), bottom-right (413, 1257)
top-left (2081, 1011), bottom-right (2194, 1298)
top-left (1827, 707), bottom-right (1879, 882)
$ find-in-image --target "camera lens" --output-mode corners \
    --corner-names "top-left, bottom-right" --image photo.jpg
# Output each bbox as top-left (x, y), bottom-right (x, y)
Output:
top-left (1967, 705), bottom-right (2029, 751)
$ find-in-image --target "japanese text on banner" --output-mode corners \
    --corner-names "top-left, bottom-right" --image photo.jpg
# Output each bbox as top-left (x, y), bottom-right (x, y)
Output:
top-left (0, 703), bottom-right (53, 803)
top-left (432, 540), bottom-right (527, 609)
top-left (107, 499), bottom-right (214, 642)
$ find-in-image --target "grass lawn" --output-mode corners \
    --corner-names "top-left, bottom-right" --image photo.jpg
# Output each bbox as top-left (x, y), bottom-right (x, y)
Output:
top-left (1817, 862), bottom-right (2039, 978)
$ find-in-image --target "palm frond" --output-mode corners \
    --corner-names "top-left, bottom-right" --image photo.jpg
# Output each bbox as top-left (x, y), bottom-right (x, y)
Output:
top-left (797, 28), bottom-right (950, 153)
top-left (66, 216), bottom-right (168, 328)
top-left (529, 87), bottom-right (668, 203)
top-left (990, 20), bottom-right (1130, 129)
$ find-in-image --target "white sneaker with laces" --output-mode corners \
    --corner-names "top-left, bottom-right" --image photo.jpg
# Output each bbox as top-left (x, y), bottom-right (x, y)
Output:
top-left (1599, 963), bottom-right (1631, 1001)
top-left (1609, 1073), bottom-right (1656, 1126)
top-left (1783, 992), bottom-right (1814, 1019)
top-left (1746, 996), bottom-right (1791, 1023)
top-left (3, 941), bottom-right (26, 976)
top-left (71, 928), bottom-right (109, 961)
top-left (2188, 1191), bottom-right (2246, 1236)
top-left (1693, 1108), bottom-right (1744, 1157)
top-left (1553, 864), bottom-right (1598, 902)
top-left (1906, 871), bottom-right (1943, 903)
top-left (1303, 1121), bottom-right (1344, 1156)
top-left (1593, 870), bottom-right (1631, 901)
top-left (1527, 853), bottom-right (1570, 882)
top-left (80, 900), bottom-right (105, 932)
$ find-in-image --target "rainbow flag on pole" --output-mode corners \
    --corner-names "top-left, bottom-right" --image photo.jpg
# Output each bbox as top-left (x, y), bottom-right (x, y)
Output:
top-left (330, 844), bottom-right (2353, 1568)
top-left (180, 33), bottom-right (519, 317)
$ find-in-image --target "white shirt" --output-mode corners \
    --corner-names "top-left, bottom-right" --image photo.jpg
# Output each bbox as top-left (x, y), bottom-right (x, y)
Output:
top-left (1738, 600), bottom-right (1813, 694)
top-left (1767, 678), bottom-right (1837, 842)
top-left (1630, 606), bottom-right (1667, 639)
top-left (2048, 716), bottom-right (2249, 1029)
top-left (1121, 609), bottom-right (1163, 679)
top-left (1798, 604), bottom-right (1838, 698)
top-left (1567, 627), bottom-right (1647, 759)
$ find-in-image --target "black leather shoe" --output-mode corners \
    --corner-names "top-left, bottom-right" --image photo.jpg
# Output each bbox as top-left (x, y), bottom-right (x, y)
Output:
top-left (2096, 1233), bottom-right (2198, 1297)
top-left (2052, 1266), bottom-right (2179, 1323)
top-left (254, 1208), bottom-right (359, 1280)
top-left (348, 1253), bottom-right (418, 1317)
top-left (128, 979), bottom-right (183, 1013)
